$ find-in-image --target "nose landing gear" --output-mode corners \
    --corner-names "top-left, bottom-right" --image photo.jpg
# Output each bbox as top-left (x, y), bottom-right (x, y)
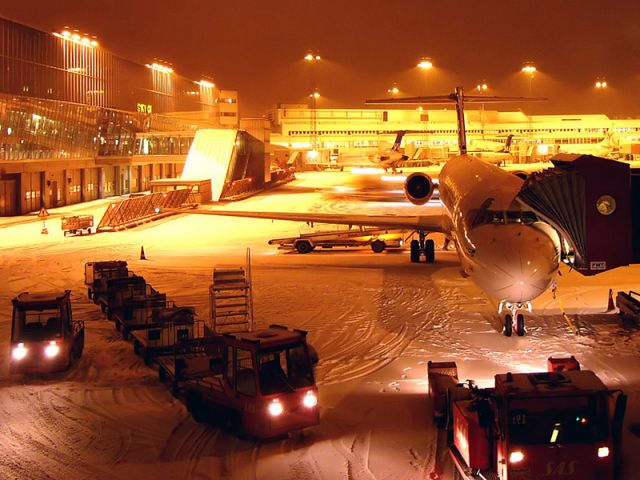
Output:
top-left (499, 301), bottom-right (531, 337)
top-left (410, 231), bottom-right (436, 264)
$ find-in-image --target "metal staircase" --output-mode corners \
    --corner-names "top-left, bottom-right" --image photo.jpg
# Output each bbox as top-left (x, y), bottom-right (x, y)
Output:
top-left (209, 249), bottom-right (254, 334)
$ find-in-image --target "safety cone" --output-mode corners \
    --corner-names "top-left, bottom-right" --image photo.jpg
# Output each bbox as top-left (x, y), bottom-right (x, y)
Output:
top-left (140, 245), bottom-right (147, 260)
top-left (606, 288), bottom-right (615, 311)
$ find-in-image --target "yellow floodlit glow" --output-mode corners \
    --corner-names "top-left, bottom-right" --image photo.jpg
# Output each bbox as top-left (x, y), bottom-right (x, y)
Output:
top-left (54, 30), bottom-right (98, 48)
top-left (417, 57), bottom-right (433, 70)
top-left (387, 86), bottom-right (400, 95)
top-left (595, 79), bottom-right (608, 89)
top-left (305, 53), bottom-right (321, 62)
top-left (146, 63), bottom-right (174, 74)
top-left (197, 80), bottom-right (215, 88)
top-left (521, 62), bottom-right (537, 75)
top-left (476, 82), bottom-right (488, 91)
top-left (351, 167), bottom-right (386, 175)
top-left (310, 91), bottom-right (320, 99)
top-left (537, 144), bottom-right (549, 155)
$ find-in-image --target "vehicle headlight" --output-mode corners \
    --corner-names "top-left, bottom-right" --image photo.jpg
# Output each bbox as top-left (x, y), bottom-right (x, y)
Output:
top-left (598, 446), bottom-right (610, 458)
top-left (303, 390), bottom-right (318, 408)
top-left (44, 341), bottom-right (60, 358)
top-left (268, 399), bottom-right (283, 417)
top-left (509, 450), bottom-right (525, 464)
top-left (12, 343), bottom-right (27, 361)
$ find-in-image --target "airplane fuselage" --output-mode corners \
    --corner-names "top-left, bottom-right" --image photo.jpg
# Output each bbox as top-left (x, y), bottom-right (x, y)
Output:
top-left (438, 155), bottom-right (561, 304)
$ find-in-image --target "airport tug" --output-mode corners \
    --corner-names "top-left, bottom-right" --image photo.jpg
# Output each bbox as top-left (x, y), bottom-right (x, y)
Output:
top-left (157, 325), bottom-right (319, 439)
top-left (428, 358), bottom-right (626, 480)
top-left (10, 290), bottom-right (84, 374)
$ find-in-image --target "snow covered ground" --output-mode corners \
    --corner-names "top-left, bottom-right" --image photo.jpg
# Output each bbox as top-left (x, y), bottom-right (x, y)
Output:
top-left (0, 171), bottom-right (638, 479)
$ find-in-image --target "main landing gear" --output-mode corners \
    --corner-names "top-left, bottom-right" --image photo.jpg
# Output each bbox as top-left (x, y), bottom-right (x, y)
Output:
top-left (499, 301), bottom-right (532, 337)
top-left (410, 231), bottom-right (435, 264)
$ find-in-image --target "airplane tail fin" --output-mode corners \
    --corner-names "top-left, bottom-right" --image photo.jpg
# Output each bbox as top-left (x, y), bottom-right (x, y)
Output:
top-left (502, 134), bottom-right (514, 153)
top-left (392, 131), bottom-right (407, 152)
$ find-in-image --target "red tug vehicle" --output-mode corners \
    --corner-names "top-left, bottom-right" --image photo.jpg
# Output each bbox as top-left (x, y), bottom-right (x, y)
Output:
top-left (157, 324), bottom-right (319, 439)
top-left (10, 290), bottom-right (84, 374)
top-left (428, 357), bottom-right (627, 480)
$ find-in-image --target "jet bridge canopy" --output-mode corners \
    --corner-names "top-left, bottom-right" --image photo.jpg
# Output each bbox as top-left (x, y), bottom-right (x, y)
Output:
top-left (517, 154), bottom-right (638, 275)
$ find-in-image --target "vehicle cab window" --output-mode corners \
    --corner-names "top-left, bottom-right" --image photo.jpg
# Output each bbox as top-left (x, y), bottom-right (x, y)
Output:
top-left (258, 343), bottom-right (314, 395)
top-left (13, 305), bottom-right (62, 342)
top-left (236, 348), bottom-right (256, 397)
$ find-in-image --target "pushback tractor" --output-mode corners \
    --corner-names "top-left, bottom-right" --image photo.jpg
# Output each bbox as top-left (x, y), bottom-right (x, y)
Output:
top-left (428, 358), bottom-right (627, 480)
top-left (10, 290), bottom-right (84, 374)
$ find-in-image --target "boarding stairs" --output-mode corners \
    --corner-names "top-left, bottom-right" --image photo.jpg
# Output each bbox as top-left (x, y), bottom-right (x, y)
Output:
top-left (209, 249), bottom-right (255, 334)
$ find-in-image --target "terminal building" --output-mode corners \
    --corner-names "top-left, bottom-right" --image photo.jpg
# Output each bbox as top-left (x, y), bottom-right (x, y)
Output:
top-left (0, 16), bottom-right (239, 216)
top-left (268, 105), bottom-right (640, 164)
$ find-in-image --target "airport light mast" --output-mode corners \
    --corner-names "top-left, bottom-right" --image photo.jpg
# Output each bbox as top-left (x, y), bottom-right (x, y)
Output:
top-left (304, 52), bottom-right (321, 150)
top-left (417, 57), bottom-right (434, 148)
top-left (521, 61), bottom-right (537, 142)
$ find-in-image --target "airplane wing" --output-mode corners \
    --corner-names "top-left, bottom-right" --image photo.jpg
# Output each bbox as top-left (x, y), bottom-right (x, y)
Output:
top-left (165, 208), bottom-right (449, 233)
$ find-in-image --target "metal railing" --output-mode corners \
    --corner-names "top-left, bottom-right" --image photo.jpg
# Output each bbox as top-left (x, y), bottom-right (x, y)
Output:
top-left (97, 189), bottom-right (194, 231)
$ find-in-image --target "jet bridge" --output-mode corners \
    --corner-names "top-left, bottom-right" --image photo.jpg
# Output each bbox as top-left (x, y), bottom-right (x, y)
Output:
top-left (517, 154), bottom-right (639, 275)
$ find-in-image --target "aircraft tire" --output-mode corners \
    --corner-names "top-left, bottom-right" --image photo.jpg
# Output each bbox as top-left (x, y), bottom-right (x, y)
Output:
top-left (504, 314), bottom-right (513, 337)
top-left (371, 240), bottom-right (386, 253)
top-left (425, 239), bottom-right (435, 263)
top-left (295, 240), bottom-right (313, 254)
top-left (410, 240), bottom-right (420, 263)
top-left (516, 314), bottom-right (525, 336)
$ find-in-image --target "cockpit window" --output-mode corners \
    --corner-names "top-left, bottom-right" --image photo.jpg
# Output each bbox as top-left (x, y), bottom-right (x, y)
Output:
top-left (468, 209), bottom-right (538, 229)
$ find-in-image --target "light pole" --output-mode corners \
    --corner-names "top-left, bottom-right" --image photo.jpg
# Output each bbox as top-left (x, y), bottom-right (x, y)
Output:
top-left (476, 80), bottom-right (488, 138)
top-left (304, 52), bottom-right (321, 150)
top-left (521, 62), bottom-right (537, 144)
top-left (417, 57), bottom-right (434, 148)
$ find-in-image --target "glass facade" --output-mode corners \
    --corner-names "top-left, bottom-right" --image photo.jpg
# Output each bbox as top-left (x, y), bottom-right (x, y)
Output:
top-left (0, 16), bottom-right (237, 215)
top-left (0, 17), bottom-right (220, 113)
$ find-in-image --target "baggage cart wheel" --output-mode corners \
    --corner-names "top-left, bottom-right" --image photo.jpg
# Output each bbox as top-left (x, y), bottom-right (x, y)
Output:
top-left (295, 240), bottom-right (313, 254)
top-left (410, 240), bottom-right (420, 263)
top-left (370, 240), bottom-right (386, 253)
top-left (87, 228), bottom-right (92, 234)
top-left (186, 392), bottom-right (207, 423)
top-left (171, 381), bottom-right (180, 397)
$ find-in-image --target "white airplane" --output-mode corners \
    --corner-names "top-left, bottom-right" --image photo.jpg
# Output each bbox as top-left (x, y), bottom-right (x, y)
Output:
top-left (338, 130), bottom-right (408, 172)
top-left (468, 134), bottom-right (515, 164)
top-left (169, 88), bottom-right (557, 337)
top-left (558, 132), bottom-right (620, 158)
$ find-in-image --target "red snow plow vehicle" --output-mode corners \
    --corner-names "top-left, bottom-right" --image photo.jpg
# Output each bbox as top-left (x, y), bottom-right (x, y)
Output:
top-left (10, 290), bottom-right (84, 374)
top-left (157, 324), bottom-right (319, 438)
top-left (428, 358), bottom-right (626, 480)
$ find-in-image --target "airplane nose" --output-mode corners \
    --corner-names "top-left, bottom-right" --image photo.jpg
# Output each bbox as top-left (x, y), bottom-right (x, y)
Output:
top-left (469, 223), bottom-right (560, 303)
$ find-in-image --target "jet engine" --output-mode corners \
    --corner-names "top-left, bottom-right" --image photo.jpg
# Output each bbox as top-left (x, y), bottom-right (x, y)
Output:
top-left (404, 172), bottom-right (435, 205)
